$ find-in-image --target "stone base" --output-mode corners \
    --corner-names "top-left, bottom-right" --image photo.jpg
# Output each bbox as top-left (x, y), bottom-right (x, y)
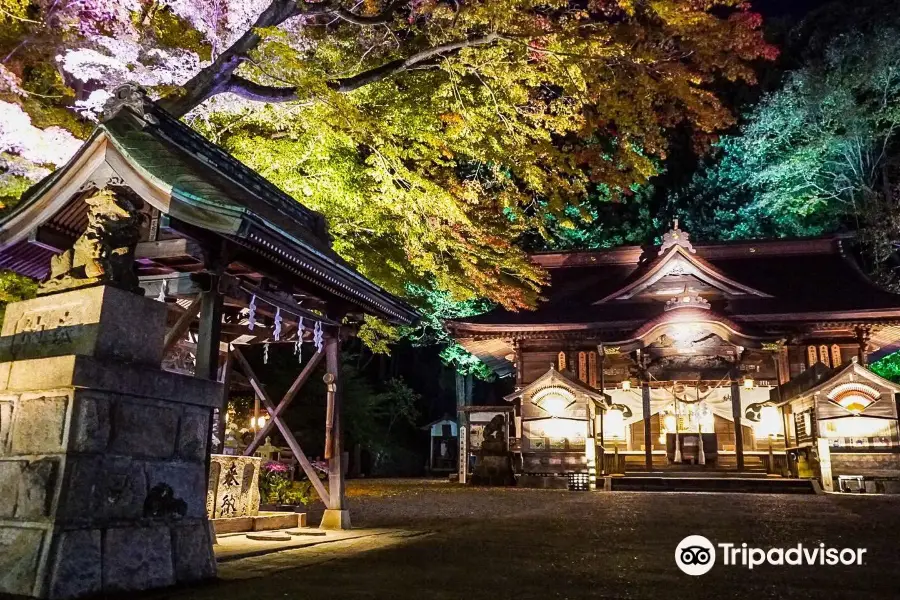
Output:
top-left (319, 510), bottom-right (351, 530)
top-left (211, 512), bottom-right (305, 534)
top-left (0, 287), bottom-right (221, 599)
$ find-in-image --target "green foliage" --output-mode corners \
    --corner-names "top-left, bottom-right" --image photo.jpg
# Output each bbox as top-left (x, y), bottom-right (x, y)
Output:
top-left (402, 284), bottom-right (496, 379)
top-left (668, 22), bottom-right (900, 246)
top-left (870, 352), bottom-right (900, 384)
top-left (258, 462), bottom-right (316, 505)
top-left (342, 356), bottom-right (420, 470)
top-left (524, 183), bottom-right (659, 251)
top-left (0, 269), bottom-right (36, 322)
top-left (193, 0), bottom-right (776, 312)
top-left (355, 314), bottom-right (402, 356)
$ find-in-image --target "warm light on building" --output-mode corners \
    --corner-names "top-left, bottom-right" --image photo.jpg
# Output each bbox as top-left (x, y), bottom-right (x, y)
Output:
top-left (755, 405), bottom-right (781, 438)
top-left (605, 407), bottom-right (626, 439)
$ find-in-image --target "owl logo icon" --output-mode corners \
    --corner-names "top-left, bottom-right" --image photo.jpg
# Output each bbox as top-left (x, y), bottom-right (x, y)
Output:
top-left (675, 535), bottom-right (716, 575)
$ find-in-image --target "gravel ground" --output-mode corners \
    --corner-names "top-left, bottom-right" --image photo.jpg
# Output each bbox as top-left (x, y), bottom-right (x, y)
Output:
top-left (162, 480), bottom-right (900, 600)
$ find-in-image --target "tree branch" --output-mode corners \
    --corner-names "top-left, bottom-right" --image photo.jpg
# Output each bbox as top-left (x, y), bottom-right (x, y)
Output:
top-left (158, 0), bottom-right (412, 116)
top-left (331, 33), bottom-right (500, 92)
top-left (332, 0), bottom-right (408, 25)
top-left (225, 76), bottom-right (300, 102)
top-left (213, 32), bottom-right (500, 104)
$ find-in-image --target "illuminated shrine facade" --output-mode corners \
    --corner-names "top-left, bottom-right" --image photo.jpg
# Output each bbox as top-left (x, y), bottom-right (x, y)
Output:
top-left (452, 225), bottom-right (900, 490)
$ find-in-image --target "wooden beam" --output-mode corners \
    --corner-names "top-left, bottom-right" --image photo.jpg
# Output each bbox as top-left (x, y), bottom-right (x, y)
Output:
top-left (163, 294), bottom-right (202, 354)
top-left (243, 350), bottom-right (324, 454)
top-left (136, 238), bottom-right (204, 261)
top-left (232, 346), bottom-right (331, 506)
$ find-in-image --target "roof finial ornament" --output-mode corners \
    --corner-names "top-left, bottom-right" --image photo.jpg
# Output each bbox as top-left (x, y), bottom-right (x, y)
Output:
top-left (100, 84), bottom-right (158, 125)
top-left (659, 218), bottom-right (695, 255)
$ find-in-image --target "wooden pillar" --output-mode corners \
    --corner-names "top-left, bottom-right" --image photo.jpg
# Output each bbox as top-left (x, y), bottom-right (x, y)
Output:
top-left (642, 382), bottom-right (652, 471)
top-left (513, 339), bottom-right (523, 387)
top-left (214, 350), bottom-right (233, 454)
top-left (320, 333), bottom-right (348, 529)
top-left (195, 277), bottom-right (223, 381)
top-left (856, 326), bottom-right (871, 366)
top-left (731, 375), bottom-right (745, 471)
top-left (428, 433), bottom-right (434, 473)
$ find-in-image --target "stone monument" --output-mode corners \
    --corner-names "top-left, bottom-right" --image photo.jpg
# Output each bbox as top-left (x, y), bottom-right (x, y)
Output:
top-left (470, 415), bottom-right (515, 486)
top-left (207, 455), bottom-right (262, 520)
top-left (0, 285), bottom-right (222, 598)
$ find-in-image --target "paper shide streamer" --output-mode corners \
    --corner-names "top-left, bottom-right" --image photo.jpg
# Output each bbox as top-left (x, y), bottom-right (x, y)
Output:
top-left (248, 294), bottom-right (257, 330)
top-left (313, 320), bottom-right (323, 353)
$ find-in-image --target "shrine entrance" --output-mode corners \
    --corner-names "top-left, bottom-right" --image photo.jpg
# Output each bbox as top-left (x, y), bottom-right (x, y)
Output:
top-left (594, 316), bottom-right (789, 475)
top-left (600, 380), bottom-right (783, 474)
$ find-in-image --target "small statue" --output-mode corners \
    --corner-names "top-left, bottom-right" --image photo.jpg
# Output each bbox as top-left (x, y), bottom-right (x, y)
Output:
top-left (482, 414), bottom-right (506, 442)
top-left (39, 188), bottom-right (144, 295)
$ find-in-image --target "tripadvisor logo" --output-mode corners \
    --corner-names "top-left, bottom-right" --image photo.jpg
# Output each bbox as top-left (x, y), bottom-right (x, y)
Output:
top-left (675, 535), bottom-right (716, 576)
top-left (675, 535), bottom-right (867, 575)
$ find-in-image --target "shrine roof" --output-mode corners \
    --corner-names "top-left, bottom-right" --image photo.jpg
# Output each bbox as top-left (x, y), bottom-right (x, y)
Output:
top-left (0, 86), bottom-right (417, 324)
top-left (453, 234), bottom-right (900, 336)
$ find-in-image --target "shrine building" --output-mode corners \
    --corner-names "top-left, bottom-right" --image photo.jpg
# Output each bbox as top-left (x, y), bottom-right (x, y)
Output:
top-left (450, 224), bottom-right (900, 492)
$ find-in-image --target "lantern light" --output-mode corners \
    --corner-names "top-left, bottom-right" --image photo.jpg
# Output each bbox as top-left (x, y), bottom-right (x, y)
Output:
top-left (663, 414), bottom-right (677, 432)
top-left (621, 380), bottom-right (631, 391)
top-left (743, 376), bottom-right (754, 390)
top-left (605, 407), bottom-right (626, 439)
top-left (256, 415), bottom-right (268, 429)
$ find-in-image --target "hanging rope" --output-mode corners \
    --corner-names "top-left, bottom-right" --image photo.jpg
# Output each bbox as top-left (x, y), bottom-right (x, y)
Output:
top-left (263, 341), bottom-right (269, 364)
top-left (156, 279), bottom-right (167, 302)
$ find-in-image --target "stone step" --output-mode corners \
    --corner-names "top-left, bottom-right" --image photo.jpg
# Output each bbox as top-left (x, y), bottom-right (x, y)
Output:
top-left (286, 529), bottom-right (327, 537)
top-left (245, 532), bottom-right (292, 542)
top-left (609, 476), bottom-right (816, 494)
top-left (212, 511), bottom-right (306, 534)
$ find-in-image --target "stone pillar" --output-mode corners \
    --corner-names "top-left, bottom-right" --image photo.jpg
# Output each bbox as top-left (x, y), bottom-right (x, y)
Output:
top-left (0, 286), bottom-right (221, 599)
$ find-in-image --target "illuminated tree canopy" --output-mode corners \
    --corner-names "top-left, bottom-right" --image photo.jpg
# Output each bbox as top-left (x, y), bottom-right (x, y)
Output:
top-left (2, 0), bottom-right (776, 313)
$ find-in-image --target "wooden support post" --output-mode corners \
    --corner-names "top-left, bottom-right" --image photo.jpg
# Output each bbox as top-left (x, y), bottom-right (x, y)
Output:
top-left (642, 382), bottom-right (652, 471)
top-left (243, 351), bottom-right (324, 455)
top-left (321, 334), bottom-right (349, 529)
top-left (731, 376), bottom-right (745, 471)
top-left (856, 326), bottom-right (871, 366)
top-left (232, 347), bottom-right (331, 507)
top-left (163, 294), bottom-right (201, 355)
top-left (215, 350), bottom-right (233, 454)
top-left (513, 340), bottom-right (523, 387)
top-left (195, 281), bottom-right (223, 381)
